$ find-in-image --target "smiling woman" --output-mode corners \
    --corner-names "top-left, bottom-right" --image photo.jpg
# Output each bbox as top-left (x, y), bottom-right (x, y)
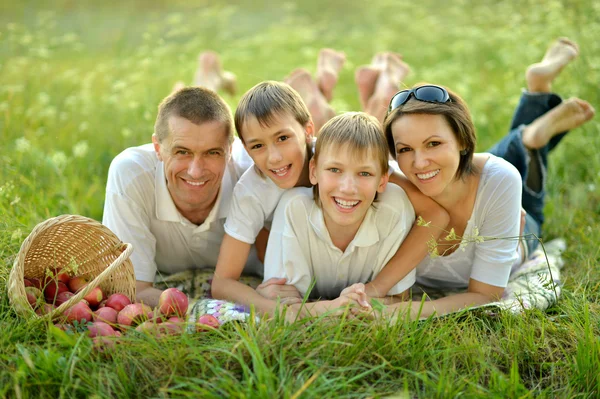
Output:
top-left (376, 38), bottom-right (595, 319)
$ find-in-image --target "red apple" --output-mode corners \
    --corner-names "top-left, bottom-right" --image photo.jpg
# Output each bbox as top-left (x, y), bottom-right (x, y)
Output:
top-left (44, 268), bottom-right (70, 286)
top-left (63, 301), bottom-right (93, 324)
top-left (44, 281), bottom-right (69, 304)
top-left (105, 293), bottom-right (131, 312)
top-left (24, 278), bottom-right (34, 288)
top-left (92, 336), bottom-right (117, 352)
top-left (117, 303), bottom-right (152, 327)
top-left (83, 286), bottom-right (104, 308)
top-left (68, 276), bottom-right (89, 293)
top-left (135, 320), bottom-right (159, 335)
top-left (195, 314), bottom-right (220, 332)
top-left (29, 277), bottom-right (43, 290)
top-left (55, 291), bottom-right (75, 306)
top-left (158, 288), bottom-right (188, 318)
top-left (94, 307), bottom-right (118, 325)
top-left (25, 287), bottom-right (43, 308)
top-left (87, 321), bottom-right (116, 338)
top-left (36, 303), bottom-right (56, 316)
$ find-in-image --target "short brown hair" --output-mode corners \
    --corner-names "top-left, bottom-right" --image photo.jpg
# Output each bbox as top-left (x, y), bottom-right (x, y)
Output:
top-left (313, 112), bottom-right (389, 204)
top-left (383, 84), bottom-right (477, 180)
top-left (234, 81), bottom-right (311, 143)
top-left (154, 86), bottom-right (234, 143)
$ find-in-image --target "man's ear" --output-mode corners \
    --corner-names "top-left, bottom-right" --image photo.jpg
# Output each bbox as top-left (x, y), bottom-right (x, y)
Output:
top-left (305, 120), bottom-right (315, 143)
top-left (309, 157), bottom-right (318, 185)
top-left (377, 172), bottom-right (389, 193)
top-left (152, 134), bottom-right (163, 161)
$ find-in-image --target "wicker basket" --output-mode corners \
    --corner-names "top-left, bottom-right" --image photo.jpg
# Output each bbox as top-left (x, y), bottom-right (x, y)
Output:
top-left (8, 214), bottom-right (136, 321)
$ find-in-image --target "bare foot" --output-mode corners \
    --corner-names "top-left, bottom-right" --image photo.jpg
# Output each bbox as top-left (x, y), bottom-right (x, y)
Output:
top-left (285, 68), bottom-right (335, 134)
top-left (316, 48), bottom-right (346, 102)
top-left (522, 98), bottom-right (595, 149)
top-left (355, 66), bottom-right (380, 111)
top-left (193, 51), bottom-right (237, 95)
top-left (526, 38), bottom-right (579, 93)
top-left (364, 53), bottom-right (411, 123)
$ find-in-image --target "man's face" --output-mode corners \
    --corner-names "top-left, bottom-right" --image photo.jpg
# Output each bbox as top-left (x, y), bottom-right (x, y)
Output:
top-left (153, 115), bottom-right (231, 218)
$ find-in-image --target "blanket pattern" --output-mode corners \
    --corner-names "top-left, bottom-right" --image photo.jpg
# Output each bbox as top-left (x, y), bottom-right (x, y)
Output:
top-left (158, 239), bottom-right (566, 326)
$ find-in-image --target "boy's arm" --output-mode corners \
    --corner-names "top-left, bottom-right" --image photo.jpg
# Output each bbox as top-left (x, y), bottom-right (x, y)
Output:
top-left (211, 234), bottom-right (283, 314)
top-left (365, 171), bottom-right (449, 297)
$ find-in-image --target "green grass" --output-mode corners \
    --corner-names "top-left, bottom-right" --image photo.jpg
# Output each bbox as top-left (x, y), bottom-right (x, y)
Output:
top-left (1, 0), bottom-right (600, 397)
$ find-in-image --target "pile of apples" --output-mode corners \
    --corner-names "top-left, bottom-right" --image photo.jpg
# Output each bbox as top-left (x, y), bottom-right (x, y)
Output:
top-left (23, 268), bottom-right (220, 346)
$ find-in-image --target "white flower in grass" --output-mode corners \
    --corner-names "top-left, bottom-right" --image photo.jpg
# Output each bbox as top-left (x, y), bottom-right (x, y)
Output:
top-left (38, 92), bottom-right (50, 105)
top-left (15, 137), bottom-right (31, 153)
top-left (50, 151), bottom-right (68, 171)
top-left (73, 141), bottom-right (89, 158)
top-left (11, 229), bottom-right (23, 242)
top-left (10, 196), bottom-right (20, 206)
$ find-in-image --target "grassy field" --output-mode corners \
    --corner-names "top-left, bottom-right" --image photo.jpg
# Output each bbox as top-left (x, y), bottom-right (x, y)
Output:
top-left (1, 0), bottom-right (599, 397)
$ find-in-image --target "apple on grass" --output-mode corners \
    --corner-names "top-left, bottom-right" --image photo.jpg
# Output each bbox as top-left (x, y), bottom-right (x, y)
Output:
top-left (158, 288), bottom-right (189, 318)
top-left (62, 301), bottom-right (93, 324)
top-left (87, 321), bottom-right (116, 338)
top-left (117, 303), bottom-right (152, 327)
top-left (195, 314), bottom-right (220, 332)
top-left (94, 307), bottom-right (118, 325)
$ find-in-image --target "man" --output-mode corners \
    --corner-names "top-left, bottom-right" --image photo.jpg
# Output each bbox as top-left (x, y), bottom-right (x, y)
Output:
top-left (103, 87), bottom-right (261, 306)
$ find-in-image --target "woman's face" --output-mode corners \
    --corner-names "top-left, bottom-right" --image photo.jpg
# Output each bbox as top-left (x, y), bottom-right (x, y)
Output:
top-left (390, 113), bottom-right (463, 199)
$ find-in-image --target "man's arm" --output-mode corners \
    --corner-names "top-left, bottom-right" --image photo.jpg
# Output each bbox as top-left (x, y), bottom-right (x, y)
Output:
top-left (365, 172), bottom-right (449, 297)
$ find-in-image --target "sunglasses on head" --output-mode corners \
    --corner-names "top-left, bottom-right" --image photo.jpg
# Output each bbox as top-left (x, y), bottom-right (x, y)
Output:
top-left (387, 85), bottom-right (451, 114)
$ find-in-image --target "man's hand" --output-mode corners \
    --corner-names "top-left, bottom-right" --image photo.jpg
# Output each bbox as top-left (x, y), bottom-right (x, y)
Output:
top-left (256, 277), bottom-right (302, 304)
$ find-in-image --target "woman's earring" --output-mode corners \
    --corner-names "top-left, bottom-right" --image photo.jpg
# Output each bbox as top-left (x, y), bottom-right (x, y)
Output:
top-left (460, 149), bottom-right (467, 156)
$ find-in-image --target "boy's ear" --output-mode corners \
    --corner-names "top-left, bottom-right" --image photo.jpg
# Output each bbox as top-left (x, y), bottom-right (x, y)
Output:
top-left (309, 157), bottom-right (318, 185)
top-left (152, 134), bottom-right (164, 161)
top-left (304, 120), bottom-right (315, 143)
top-left (377, 172), bottom-right (389, 193)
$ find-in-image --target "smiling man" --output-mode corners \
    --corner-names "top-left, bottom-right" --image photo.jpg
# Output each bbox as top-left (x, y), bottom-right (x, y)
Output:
top-left (102, 87), bottom-right (261, 306)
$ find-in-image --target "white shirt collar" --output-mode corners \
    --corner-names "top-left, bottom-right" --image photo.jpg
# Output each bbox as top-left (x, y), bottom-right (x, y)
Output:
top-left (154, 159), bottom-right (236, 228)
top-left (308, 202), bottom-right (380, 251)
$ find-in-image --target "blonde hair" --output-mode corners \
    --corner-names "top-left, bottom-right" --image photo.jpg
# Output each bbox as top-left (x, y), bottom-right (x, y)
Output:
top-left (312, 112), bottom-right (389, 203)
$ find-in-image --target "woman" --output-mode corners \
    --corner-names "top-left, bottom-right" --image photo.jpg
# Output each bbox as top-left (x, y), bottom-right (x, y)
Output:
top-left (354, 38), bottom-right (595, 319)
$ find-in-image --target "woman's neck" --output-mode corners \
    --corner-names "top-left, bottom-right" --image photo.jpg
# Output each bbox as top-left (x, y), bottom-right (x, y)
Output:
top-left (432, 174), bottom-right (478, 212)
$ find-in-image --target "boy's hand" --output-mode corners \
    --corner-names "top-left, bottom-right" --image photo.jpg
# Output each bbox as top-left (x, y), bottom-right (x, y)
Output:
top-left (339, 283), bottom-right (371, 309)
top-left (256, 277), bottom-right (302, 301)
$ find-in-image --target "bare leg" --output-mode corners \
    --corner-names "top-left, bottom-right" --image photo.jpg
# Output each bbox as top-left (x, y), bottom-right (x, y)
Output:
top-left (285, 68), bottom-right (335, 134)
top-left (522, 98), bottom-right (595, 150)
top-left (526, 38), bottom-right (579, 93)
top-left (363, 52), bottom-right (411, 123)
top-left (193, 51), bottom-right (237, 95)
top-left (316, 48), bottom-right (346, 102)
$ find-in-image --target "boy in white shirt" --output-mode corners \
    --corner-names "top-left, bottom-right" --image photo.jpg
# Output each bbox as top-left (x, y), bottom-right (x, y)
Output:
top-left (264, 112), bottom-right (415, 315)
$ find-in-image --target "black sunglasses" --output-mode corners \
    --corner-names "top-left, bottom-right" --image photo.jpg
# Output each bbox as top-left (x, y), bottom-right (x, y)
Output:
top-left (387, 85), bottom-right (451, 113)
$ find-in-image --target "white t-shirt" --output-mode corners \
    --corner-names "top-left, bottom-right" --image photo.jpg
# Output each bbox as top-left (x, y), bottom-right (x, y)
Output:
top-left (224, 166), bottom-right (286, 244)
top-left (416, 154), bottom-right (522, 289)
top-left (263, 185), bottom-right (416, 299)
top-left (102, 139), bottom-right (262, 282)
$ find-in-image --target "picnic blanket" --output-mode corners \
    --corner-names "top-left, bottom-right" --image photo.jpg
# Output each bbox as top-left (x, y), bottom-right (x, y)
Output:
top-left (157, 239), bottom-right (566, 326)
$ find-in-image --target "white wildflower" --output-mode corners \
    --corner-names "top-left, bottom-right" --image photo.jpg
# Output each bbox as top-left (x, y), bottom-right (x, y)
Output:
top-left (50, 151), bottom-right (68, 171)
top-left (72, 141), bottom-right (89, 158)
top-left (11, 229), bottom-right (23, 242)
top-left (15, 137), bottom-right (31, 153)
